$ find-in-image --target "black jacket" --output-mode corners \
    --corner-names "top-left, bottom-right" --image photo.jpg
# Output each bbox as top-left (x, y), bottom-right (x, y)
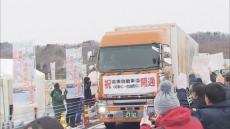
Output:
top-left (84, 82), bottom-right (92, 100)
top-left (190, 98), bottom-right (206, 109)
top-left (192, 99), bottom-right (230, 129)
top-left (177, 89), bottom-right (190, 108)
top-left (177, 89), bottom-right (206, 109)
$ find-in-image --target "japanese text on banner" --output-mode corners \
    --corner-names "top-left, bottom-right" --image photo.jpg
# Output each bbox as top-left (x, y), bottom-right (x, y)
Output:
top-left (66, 48), bottom-right (83, 98)
top-left (13, 42), bottom-right (35, 104)
top-left (103, 74), bottom-right (157, 95)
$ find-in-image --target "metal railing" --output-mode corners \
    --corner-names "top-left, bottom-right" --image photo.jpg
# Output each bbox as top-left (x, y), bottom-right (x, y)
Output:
top-left (1, 98), bottom-right (97, 129)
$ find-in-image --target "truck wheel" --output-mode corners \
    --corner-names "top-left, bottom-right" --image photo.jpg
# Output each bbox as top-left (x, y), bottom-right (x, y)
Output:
top-left (104, 122), bottom-right (116, 129)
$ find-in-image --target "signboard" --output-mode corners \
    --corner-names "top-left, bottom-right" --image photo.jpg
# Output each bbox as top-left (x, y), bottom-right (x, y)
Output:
top-left (192, 55), bottom-right (210, 84)
top-left (66, 48), bottom-right (82, 81)
top-left (192, 53), bottom-right (225, 84)
top-left (103, 74), bottom-right (157, 95)
top-left (66, 84), bottom-right (84, 99)
top-left (208, 53), bottom-right (224, 71)
top-left (13, 88), bottom-right (31, 105)
top-left (13, 42), bottom-right (35, 104)
top-left (66, 48), bottom-right (83, 98)
top-left (13, 42), bottom-right (34, 87)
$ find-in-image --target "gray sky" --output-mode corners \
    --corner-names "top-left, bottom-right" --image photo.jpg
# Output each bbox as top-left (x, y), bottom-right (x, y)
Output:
top-left (1, 0), bottom-right (229, 44)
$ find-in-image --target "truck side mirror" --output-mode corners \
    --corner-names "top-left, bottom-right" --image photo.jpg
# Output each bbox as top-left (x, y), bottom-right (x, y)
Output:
top-left (87, 51), bottom-right (93, 61)
top-left (87, 49), bottom-right (96, 63)
top-left (163, 46), bottom-right (172, 65)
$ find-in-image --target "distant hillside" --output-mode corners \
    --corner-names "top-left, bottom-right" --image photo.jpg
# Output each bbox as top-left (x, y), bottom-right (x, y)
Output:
top-left (35, 41), bottom-right (99, 79)
top-left (0, 42), bottom-right (12, 58)
top-left (190, 32), bottom-right (230, 58)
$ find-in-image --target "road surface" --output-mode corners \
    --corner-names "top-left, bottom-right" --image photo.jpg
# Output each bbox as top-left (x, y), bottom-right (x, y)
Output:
top-left (81, 122), bottom-right (140, 129)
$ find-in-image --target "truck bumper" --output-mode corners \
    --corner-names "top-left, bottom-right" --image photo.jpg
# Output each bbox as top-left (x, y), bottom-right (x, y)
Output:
top-left (97, 105), bottom-right (146, 123)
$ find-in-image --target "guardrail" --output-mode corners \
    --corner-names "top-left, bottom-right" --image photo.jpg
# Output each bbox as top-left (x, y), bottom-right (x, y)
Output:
top-left (1, 98), bottom-right (97, 129)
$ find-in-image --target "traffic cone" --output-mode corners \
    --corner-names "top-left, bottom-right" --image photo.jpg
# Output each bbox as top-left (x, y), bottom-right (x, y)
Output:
top-left (84, 105), bottom-right (90, 125)
top-left (60, 112), bottom-right (68, 129)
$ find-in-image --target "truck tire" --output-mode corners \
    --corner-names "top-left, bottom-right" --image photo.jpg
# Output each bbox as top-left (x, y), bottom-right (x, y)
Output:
top-left (104, 122), bottom-right (116, 129)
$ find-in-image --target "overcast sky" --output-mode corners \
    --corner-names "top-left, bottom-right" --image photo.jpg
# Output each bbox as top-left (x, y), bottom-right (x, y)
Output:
top-left (1, 0), bottom-right (229, 44)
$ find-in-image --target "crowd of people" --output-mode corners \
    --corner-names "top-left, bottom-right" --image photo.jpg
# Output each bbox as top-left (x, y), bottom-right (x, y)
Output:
top-left (140, 71), bottom-right (230, 129)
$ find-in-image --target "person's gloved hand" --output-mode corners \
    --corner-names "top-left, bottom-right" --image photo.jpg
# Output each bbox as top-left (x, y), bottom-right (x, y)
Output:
top-left (177, 73), bottom-right (188, 89)
top-left (140, 115), bottom-right (152, 126)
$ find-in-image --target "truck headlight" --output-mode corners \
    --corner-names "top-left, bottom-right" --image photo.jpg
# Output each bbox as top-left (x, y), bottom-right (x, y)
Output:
top-left (98, 106), bottom-right (106, 113)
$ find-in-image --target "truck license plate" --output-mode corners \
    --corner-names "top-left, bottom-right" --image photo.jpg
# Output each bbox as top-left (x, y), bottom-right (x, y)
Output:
top-left (123, 111), bottom-right (138, 118)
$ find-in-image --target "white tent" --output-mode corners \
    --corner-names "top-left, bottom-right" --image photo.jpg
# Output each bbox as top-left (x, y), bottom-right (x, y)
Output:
top-left (0, 59), bottom-right (46, 126)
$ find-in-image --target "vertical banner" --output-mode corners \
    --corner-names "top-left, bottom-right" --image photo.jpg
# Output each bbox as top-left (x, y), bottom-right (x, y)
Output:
top-left (66, 48), bottom-right (83, 98)
top-left (208, 53), bottom-right (225, 72)
top-left (50, 62), bottom-right (56, 80)
top-left (13, 42), bottom-right (35, 104)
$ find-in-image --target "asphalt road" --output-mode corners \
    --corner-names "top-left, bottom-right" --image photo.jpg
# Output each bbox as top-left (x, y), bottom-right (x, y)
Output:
top-left (83, 122), bottom-right (140, 129)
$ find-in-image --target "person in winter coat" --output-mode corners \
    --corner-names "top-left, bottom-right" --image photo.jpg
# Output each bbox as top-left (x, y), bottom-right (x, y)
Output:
top-left (190, 83), bottom-right (206, 109)
top-left (50, 83), bottom-right (66, 120)
top-left (140, 80), bottom-right (203, 129)
top-left (84, 77), bottom-right (92, 101)
top-left (192, 82), bottom-right (230, 129)
top-left (177, 73), bottom-right (206, 109)
top-left (84, 77), bottom-right (94, 107)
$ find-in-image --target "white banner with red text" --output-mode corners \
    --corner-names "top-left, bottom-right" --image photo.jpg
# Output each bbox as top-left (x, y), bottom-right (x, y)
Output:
top-left (103, 73), bottom-right (158, 95)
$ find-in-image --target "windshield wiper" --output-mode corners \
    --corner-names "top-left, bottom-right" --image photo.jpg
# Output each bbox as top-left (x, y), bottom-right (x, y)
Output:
top-left (129, 66), bottom-right (159, 70)
top-left (109, 68), bottom-right (127, 72)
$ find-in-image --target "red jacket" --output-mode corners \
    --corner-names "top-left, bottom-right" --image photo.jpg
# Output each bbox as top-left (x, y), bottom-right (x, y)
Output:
top-left (141, 107), bottom-right (203, 129)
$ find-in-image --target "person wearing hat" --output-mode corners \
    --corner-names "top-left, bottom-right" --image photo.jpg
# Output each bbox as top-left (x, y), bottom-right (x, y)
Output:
top-left (50, 83), bottom-right (66, 120)
top-left (140, 80), bottom-right (203, 129)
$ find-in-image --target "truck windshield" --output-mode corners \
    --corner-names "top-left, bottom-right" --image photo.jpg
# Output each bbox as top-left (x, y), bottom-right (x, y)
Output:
top-left (98, 44), bottom-right (160, 72)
